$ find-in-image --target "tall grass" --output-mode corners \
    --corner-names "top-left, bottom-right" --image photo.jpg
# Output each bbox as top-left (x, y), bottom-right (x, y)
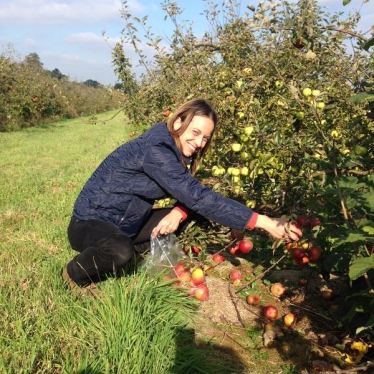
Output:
top-left (0, 111), bottom-right (233, 373)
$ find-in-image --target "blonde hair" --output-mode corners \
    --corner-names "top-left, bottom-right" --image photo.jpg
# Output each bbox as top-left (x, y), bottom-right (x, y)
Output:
top-left (167, 99), bottom-right (217, 175)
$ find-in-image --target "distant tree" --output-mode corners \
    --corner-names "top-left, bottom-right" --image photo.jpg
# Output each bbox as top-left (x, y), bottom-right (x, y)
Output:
top-left (23, 53), bottom-right (43, 70)
top-left (83, 79), bottom-right (101, 88)
top-left (114, 83), bottom-right (123, 90)
top-left (50, 68), bottom-right (66, 80)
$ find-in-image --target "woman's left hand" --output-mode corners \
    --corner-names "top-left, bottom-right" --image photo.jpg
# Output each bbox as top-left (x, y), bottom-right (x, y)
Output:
top-left (152, 210), bottom-right (184, 237)
top-left (255, 214), bottom-right (303, 242)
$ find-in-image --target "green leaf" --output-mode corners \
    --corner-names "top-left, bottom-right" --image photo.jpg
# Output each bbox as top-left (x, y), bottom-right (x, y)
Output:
top-left (349, 92), bottom-right (374, 104)
top-left (332, 232), bottom-right (369, 248)
top-left (362, 226), bottom-right (374, 235)
top-left (349, 255), bottom-right (374, 281)
top-left (343, 0), bottom-right (351, 5)
top-left (362, 36), bottom-right (374, 51)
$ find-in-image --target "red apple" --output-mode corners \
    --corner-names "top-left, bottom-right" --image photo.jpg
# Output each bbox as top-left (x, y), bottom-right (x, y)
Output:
top-left (177, 270), bottom-right (191, 284)
top-left (230, 270), bottom-right (242, 282)
top-left (291, 247), bottom-right (306, 261)
top-left (238, 239), bottom-right (254, 253)
top-left (191, 268), bottom-right (205, 286)
top-left (295, 256), bottom-right (309, 266)
top-left (308, 246), bottom-right (323, 262)
top-left (191, 245), bottom-right (201, 254)
top-left (296, 215), bottom-right (311, 229)
top-left (246, 294), bottom-right (260, 306)
top-left (212, 253), bottom-right (225, 263)
top-left (321, 289), bottom-right (334, 300)
top-left (174, 261), bottom-right (189, 276)
top-left (283, 313), bottom-right (296, 327)
top-left (263, 305), bottom-right (278, 320)
top-left (163, 109), bottom-right (171, 117)
top-left (194, 284), bottom-right (209, 301)
top-left (229, 244), bottom-right (240, 256)
top-left (311, 218), bottom-right (321, 228)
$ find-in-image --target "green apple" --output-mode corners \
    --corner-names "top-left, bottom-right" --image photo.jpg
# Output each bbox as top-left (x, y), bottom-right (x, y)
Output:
top-left (295, 111), bottom-right (305, 120)
top-left (354, 145), bottom-right (368, 156)
top-left (244, 126), bottom-right (254, 136)
top-left (237, 112), bottom-right (245, 119)
top-left (240, 152), bottom-right (249, 161)
top-left (275, 80), bottom-right (282, 88)
top-left (236, 80), bottom-right (243, 89)
top-left (231, 143), bottom-right (242, 152)
top-left (246, 200), bottom-right (256, 208)
top-left (240, 135), bottom-right (249, 142)
top-left (232, 176), bottom-right (240, 183)
top-left (240, 167), bottom-right (249, 176)
top-left (231, 168), bottom-right (240, 176)
top-left (243, 67), bottom-right (252, 74)
top-left (312, 89), bottom-right (321, 97)
top-left (330, 130), bottom-right (339, 138)
top-left (317, 102), bottom-right (325, 109)
top-left (227, 167), bottom-right (234, 175)
top-left (320, 119), bottom-right (327, 125)
top-left (302, 88), bottom-right (312, 97)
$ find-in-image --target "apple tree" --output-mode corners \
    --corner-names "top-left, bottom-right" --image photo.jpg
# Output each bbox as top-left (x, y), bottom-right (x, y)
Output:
top-left (113, 0), bottom-right (374, 338)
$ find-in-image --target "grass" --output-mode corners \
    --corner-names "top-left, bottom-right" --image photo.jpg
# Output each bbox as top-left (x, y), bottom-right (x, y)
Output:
top-left (0, 111), bottom-right (233, 373)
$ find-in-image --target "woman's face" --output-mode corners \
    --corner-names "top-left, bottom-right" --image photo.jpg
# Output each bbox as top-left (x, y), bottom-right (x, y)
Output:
top-left (175, 115), bottom-right (214, 157)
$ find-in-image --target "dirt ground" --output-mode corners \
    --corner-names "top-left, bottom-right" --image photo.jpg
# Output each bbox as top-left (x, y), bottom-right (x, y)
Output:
top-left (190, 254), bottom-right (374, 374)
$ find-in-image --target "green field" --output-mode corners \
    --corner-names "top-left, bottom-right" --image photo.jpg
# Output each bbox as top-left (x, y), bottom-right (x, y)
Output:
top-left (0, 111), bottom-right (231, 374)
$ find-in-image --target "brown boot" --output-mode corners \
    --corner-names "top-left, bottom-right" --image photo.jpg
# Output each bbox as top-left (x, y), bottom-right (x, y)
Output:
top-left (62, 261), bottom-right (102, 299)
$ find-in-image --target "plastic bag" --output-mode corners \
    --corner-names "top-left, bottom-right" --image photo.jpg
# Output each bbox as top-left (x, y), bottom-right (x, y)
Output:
top-left (142, 234), bottom-right (187, 276)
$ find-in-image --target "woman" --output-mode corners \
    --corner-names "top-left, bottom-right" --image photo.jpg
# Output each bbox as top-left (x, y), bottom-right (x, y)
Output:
top-left (63, 98), bottom-right (302, 290)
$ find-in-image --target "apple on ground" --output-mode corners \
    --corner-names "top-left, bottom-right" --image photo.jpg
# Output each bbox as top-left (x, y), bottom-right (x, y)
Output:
top-left (321, 289), bottom-right (334, 300)
top-left (191, 245), bottom-right (201, 254)
top-left (263, 305), bottom-right (278, 320)
top-left (230, 270), bottom-right (242, 285)
top-left (194, 284), bottom-right (209, 301)
top-left (174, 261), bottom-right (190, 276)
top-left (191, 268), bottom-right (205, 286)
top-left (246, 293), bottom-right (261, 306)
top-left (238, 239), bottom-right (253, 253)
top-left (212, 253), bottom-right (225, 263)
top-left (176, 270), bottom-right (192, 285)
top-left (283, 313), bottom-right (296, 328)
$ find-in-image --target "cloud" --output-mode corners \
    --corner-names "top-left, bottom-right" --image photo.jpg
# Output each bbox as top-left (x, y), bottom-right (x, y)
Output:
top-left (66, 32), bottom-right (122, 49)
top-left (0, 0), bottom-right (145, 25)
top-left (24, 38), bottom-right (38, 47)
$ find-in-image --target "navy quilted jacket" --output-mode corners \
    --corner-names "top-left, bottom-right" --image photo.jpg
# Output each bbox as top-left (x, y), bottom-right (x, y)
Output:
top-left (72, 122), bottom-right (255, 236)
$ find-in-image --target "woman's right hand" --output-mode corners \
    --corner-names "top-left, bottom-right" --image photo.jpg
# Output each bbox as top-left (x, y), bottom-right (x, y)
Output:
top-left (152, 209), bottom-right (184, 237)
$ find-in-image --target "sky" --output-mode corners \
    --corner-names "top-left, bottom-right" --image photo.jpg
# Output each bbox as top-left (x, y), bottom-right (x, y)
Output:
top-left (1, 0), bottom-right (373, 86)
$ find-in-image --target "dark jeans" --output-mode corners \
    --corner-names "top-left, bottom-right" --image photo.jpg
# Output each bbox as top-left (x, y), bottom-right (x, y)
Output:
top-left (66, 208), bottom-right (196, 287)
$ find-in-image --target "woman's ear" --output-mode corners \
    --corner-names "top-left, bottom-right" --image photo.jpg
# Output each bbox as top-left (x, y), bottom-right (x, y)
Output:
top-left (173, 117), bottom-right (182, 130)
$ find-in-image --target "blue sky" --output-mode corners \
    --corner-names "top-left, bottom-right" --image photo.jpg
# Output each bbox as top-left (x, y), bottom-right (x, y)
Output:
top-left (1, 0), bottom-right (373, 85)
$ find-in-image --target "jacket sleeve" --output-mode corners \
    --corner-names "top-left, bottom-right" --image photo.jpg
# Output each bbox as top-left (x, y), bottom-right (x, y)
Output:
top-left (142, 142), bottom-right (256, 230)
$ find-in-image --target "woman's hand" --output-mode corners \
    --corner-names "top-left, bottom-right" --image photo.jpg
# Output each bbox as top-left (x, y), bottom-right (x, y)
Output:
top-left (152, 209), bottom-right (184, 237)
top-left (255, 214), bottom-right (302, 242)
